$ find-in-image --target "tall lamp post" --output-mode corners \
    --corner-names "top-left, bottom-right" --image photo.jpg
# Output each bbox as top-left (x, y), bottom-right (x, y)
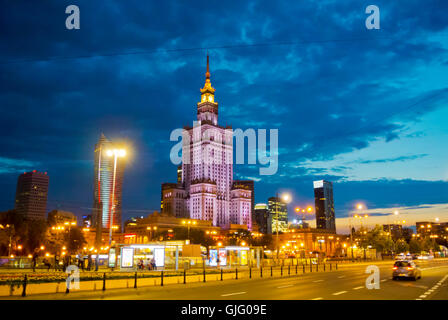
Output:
top-left (275, 192), bottom-right (291, 259)
top-left (106, 148), bottom-right (126, 246)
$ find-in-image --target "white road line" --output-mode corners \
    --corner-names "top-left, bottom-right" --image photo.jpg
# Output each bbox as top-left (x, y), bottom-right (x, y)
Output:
top-left (381, 279), bottom-right (387, 282)
top-left (277, 285), bottom-right (293, 288)
top-left (311, 297), bottom-right (323, 300)
top-left (337, 276), bottom-right (345, 278)
top-left (332, 291), bottom-right (348, 296)
top-left (419, 295), bottom-right (427, 298)
top-left (353, 286), bottom-right (363, 290)
top-left (221, 292), bottom-right (246, 297)
top-left (313, 280), bottom-right (323, 283)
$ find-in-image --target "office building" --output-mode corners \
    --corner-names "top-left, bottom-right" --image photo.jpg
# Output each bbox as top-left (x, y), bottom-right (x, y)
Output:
top-left (254, 203), bottom-right (272, 234)
top-left (268, 196), bottom-right (288, 233)
top-left (314, 180), bottom-right (336, 232)
top-left (92, 133), bottom-right (125, 231)
top-left (14, 170), bottom-right (49, 220)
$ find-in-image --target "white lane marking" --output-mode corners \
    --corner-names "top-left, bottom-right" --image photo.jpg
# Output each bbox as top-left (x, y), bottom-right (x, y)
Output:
top-left (381, 279), bottom-right (387, 282)
top-left (221, 292), bottom-right (246, 297)
top-left (277, 285), bottom-right (293, 288)
top-left (312, 297), bottom-right (323, 300)
top-left (353, 286), bottom-right (363, 290)
top-left (332, 291), bottom-right (348, 295)
top-left (337, 276), bottom-right (345, 278)
top-left (415, 298), bottom-right (422, 300)
top-left (313, 280), bottom-right (323, 283)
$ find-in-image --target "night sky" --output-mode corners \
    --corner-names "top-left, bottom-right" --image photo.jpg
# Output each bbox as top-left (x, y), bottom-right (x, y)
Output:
top-left (1, 1), bottom-right (447, 233)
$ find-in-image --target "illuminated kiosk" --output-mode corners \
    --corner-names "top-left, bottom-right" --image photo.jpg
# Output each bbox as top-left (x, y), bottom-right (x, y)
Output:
top-left (208, 246), bottom-right (263, 268)
top-left (111, 241), bottom-right (206, 271)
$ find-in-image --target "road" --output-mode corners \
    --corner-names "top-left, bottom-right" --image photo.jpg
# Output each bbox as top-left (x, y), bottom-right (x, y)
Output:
top-left (8, 260), bottom-right (448, 300)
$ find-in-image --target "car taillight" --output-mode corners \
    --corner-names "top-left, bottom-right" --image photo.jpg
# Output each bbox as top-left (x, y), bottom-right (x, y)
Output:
top-left (393, 266), bottom-right (397, 270)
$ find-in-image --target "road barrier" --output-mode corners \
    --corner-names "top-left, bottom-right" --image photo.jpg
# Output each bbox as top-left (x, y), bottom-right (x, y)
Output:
top-left (0, 262), bottom-right (347, 298)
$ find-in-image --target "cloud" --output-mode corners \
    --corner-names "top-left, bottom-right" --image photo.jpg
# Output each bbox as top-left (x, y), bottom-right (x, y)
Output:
top-left (358, 154), bottom-right (428, 164)
top-left (336, 203), bottom-right (448, 234)
top-left (0, 157), bottom-right (39, 174)
top-left (0, 1), bottom-right (447, 221)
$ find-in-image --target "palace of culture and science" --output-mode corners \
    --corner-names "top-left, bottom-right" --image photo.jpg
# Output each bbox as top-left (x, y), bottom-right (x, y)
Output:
top-left (161, 55), bottom-right (253, 230)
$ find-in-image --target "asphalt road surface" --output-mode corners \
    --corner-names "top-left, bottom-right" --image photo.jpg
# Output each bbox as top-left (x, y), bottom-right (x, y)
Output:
top-left (10, 260), bottom-right (448, 300)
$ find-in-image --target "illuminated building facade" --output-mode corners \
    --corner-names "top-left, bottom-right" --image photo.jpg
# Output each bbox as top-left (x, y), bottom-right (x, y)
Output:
top-left (14, 170), bottom-right (49, 220)
top-left (314, 180), bottom-right (336, 232)
top-left (268, 196), bottom-right (288, 233)
top-left (162, 55), bottom-right (252, 229)
top-left (417, 221), bottom-right (448, 240)
top-left (92, 133), bottom-right (125, 231)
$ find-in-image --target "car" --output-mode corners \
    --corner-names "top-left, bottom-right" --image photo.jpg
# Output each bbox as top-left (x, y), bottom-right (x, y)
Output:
top-left (392, 260), bottom-right (421, 281)
top-left (395, 253), bottom-right (406, 260)
top-left (417, 254), bottom-right (434, 260)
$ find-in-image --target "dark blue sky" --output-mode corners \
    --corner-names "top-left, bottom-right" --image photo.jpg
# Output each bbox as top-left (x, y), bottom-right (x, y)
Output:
top-left (1, 1), bottom-right (447, 231)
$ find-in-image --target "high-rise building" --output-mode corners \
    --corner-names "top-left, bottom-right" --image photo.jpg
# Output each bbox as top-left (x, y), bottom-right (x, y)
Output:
top-left (82, 215), bottom-right (92, 228)
top-left (162, 55), bottom-right (252, 229)
top-left (314, 180), bottom-right (336, 232)
top-left (233, 180), bottom-right (255, 218)
top-left (268, 196), bottom-right (288, 233)
top-left (383, 224), bottom-right (403, 240)
top-left (14, 170), bottom-right (49, 220)
top-left (254, 203), bottom-right (272, 234)
top-left (417, 221), bottom-right (448, 239)
top-left (92, 134), bottom-right (125, 231)
top-left (161, 182), bottom-right (188, 218)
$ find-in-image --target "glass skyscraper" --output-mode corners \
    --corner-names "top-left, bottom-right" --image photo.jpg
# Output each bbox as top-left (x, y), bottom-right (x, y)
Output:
top-left (313, 180), bottom-right (336, 232)
top-left (92, 134), bottom-right (125, 231)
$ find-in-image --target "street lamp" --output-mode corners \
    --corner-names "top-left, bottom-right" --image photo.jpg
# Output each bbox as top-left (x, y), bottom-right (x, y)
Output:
top-left (106, 148), bottom-right (126, 246)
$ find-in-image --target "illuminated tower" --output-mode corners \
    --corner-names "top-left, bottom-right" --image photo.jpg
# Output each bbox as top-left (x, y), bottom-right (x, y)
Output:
top-left (161, 55), bottom-right (252, 229)
top-left (92, 134), bottom-right (124, 231)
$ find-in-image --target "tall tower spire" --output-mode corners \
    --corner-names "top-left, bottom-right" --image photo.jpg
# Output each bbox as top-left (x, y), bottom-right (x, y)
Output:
top-left (205, 53), bottom-right (210, 80)
top-left (198, 53), bottom-right (218, 124)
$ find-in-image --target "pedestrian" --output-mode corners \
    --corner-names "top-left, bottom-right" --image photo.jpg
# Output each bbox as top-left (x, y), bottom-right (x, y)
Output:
top-left (87, 254), bottom-right (92, 271)
top-left (78, 255), bottom-right (85, 271)
top-left (63, 254), bottom-right (70, 272)
top-left (43, 258), bottom-right (51, 271)
top-left (54, 254), bottom-right (60, 271)
top-left (32, 250), bottom-right (39, 272)
top-left (151, 257), bottom-right (156, 271)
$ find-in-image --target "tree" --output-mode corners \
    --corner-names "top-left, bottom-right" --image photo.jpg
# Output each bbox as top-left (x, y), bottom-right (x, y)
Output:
top-left (409, 238), bottom-right (422, 254)
top-left (64, 227), bottom-right (86, 254)
top-left (395, 239), bottom-right (409, 253)
top-left (25, 219), bottom-right (47, 253)
top-left (357, 225), bottom-right (393, 254)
